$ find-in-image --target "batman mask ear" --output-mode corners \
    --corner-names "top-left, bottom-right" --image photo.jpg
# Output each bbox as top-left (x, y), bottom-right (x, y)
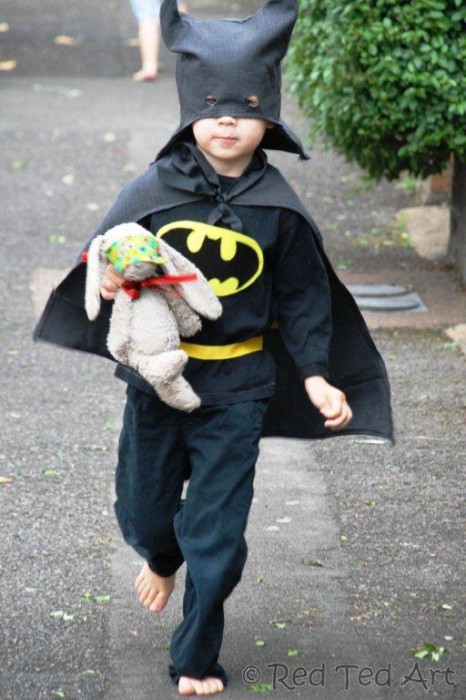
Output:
top-left (254, 0), bottom-right (299, 60)
top-left (161, 0), bottom-right (298, 55)
top-left (160, 0), bottom-right (191, 52)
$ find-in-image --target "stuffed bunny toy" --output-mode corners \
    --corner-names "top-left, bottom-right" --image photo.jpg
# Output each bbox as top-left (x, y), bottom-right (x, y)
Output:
top-left (84, 222), bottom-right (222, 412)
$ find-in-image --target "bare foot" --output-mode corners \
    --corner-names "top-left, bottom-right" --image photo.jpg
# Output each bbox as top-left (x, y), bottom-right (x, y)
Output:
top-left (134, 562), bottom-right (175, 612)
top-left (178, 676), bottom-right (224, 696)
top-left (132, 68), bottom-right (158, 82)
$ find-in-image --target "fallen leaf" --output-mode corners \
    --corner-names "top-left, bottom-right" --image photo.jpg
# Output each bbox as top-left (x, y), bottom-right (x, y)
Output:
top-left (0, 22), bottom-right (10, 32)
top-left (103, 133), bottom-right (116, 142)
top-left (302, 558), bottom-right (323, 567)
top-left (81, 443), bottom-right (107, 452)
top-left (352, 609), bottom-right (380, 623)
top-left (288, 649), bottom-right (299, 657)
top-left (0, 60), bottom-right (17, 71)
top-left (411, 642), bottom-right (448, 661)
top-left (249, 683), bottom-right (274, 692)
top-left (83, 592), bottom-right (111, 603)
top-left (0, 476), bottom-right (13, 485)
top-left (48, 234), bottom-right (67, 244)
top-left (304, 607), bottom-right (320, 616)
top-left (62, 173), bottom-right (75, 185)
top-left (54, 35), bottom-right (80, 46)
top-left (85, 203), bottom-right (99, 211)
top-left (94, 595), bottom-right (111, 603)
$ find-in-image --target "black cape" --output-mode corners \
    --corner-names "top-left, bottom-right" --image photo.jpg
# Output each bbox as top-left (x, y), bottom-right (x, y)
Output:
top-left (34, 148), bottom-right (394, 442)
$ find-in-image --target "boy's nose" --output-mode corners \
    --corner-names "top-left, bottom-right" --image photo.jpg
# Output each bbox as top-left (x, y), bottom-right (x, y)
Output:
top-left (217, 115), bottom-right (237, 125)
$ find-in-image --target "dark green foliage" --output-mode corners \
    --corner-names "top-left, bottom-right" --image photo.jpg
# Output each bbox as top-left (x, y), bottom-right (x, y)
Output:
top-left (287, 0), bottom-right (466, 180)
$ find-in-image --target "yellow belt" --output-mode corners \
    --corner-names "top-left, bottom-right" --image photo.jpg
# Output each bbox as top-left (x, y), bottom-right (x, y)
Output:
top-left (179, 335), bottom-right (263, 360)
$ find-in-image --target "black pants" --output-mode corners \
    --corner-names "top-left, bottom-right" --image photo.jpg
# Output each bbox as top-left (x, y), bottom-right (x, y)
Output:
top-left (114, 385), bottom-right (268, 685)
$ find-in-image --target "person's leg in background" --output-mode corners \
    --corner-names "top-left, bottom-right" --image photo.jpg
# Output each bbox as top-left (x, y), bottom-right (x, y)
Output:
top-left (129, 0), bottom-right (188, 82)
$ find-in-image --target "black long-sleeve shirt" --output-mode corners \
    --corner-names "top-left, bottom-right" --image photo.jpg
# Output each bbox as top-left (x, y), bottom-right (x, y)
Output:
top-left (115, 175), bottom-right (332, 404)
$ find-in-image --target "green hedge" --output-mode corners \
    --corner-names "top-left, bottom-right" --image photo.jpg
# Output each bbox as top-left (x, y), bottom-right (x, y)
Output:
top-left (287, 0), bottom-right (466, 179)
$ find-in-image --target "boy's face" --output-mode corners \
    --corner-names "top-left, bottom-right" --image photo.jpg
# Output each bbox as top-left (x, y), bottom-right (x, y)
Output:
top-left (192, 110), bottom-right (273, 176)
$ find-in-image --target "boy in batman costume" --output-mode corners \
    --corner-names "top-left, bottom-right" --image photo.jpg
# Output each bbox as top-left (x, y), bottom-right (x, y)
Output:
top-left (34, 0), bottom-right (393, 694)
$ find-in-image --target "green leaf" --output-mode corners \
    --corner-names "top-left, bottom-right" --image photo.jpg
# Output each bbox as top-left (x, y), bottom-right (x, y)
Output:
top-left (249, 683), bottom-right (274, 693)
top-left (81, 443), bottom-right (108, 452)
top-left (83, 592), bottom-right (111, 603)
top-left (94, 595), bottom-right (111, 603)
top-left (411, 642), bottom-right (448, 661)
top-left (413, 649), bottom-right (430, 659)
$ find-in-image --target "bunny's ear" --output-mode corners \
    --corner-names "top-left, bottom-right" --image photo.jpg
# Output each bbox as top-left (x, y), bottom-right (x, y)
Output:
top-left (158, 239), bottom-right (222, 321)
top-left (85, 235), bottom-right (105, 321)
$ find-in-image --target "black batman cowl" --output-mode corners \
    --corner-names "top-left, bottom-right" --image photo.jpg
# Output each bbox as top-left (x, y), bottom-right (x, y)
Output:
top-left (157, 0), bottom-right (308, 160)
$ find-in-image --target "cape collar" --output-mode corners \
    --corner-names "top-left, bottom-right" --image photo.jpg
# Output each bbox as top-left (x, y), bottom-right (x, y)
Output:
top-left (157, 142), bottom-right (268, 231)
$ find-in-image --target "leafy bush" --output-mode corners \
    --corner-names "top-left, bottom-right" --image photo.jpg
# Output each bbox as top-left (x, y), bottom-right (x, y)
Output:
top-left (287, 0), bottom-right (466, 180)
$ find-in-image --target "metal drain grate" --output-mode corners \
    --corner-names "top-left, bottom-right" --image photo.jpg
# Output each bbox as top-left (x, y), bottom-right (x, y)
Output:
top-left (347, 284), bottom-right (428, 312)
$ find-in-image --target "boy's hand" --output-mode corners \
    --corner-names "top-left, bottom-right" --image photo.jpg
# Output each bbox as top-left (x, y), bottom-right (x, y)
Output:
top-left (100, 264), bottom-right (124, 300)
top-left (304, 375), bottom-right (353, 431)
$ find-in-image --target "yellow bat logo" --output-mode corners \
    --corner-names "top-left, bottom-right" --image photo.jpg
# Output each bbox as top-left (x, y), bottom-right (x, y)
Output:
top-left (156, 220), bottom-right (264, 297)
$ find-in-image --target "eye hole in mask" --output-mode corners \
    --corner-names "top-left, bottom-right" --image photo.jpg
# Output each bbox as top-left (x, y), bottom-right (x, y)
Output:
top-left (245, 95), bottom-right (260, 108)
top-left (205, 95), bottom-right (218, 106)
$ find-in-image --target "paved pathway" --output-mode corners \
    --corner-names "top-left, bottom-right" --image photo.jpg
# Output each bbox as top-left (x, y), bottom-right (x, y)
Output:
top-left (1, 2), bottom-right (465, 699)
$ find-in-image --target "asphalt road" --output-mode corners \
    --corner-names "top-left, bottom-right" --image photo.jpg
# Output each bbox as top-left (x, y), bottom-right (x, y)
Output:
top-left (1, 1), bottom-right (465, 699)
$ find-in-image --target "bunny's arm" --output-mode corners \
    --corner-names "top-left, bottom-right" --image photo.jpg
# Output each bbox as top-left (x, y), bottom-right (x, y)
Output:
top-left (157, 239), bottom-right (222, 321)
top-left (163, 291), bottom-right (202, 338)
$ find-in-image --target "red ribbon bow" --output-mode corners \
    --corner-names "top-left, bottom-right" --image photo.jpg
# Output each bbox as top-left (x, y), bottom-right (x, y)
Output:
top-left (121, 273), bottom-right (198, 300)
top-left (81, 251), bottom-right (197, 301)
